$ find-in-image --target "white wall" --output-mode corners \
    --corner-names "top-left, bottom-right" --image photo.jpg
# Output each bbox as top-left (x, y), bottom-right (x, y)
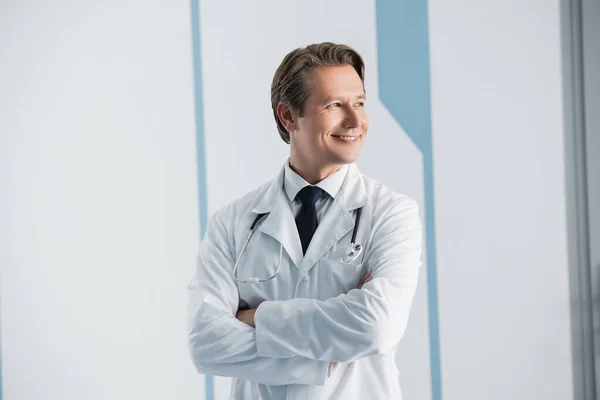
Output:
top-left (0, 1), bottom-right (203, 399)
top-left (428, 1), bottom-right (573, 399)
top-left (0, 1), bottom-right (574, 399)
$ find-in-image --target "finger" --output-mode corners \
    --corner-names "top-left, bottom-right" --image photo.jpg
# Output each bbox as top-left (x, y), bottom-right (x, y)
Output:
top-left (360, 276), bottom-right (373, 288)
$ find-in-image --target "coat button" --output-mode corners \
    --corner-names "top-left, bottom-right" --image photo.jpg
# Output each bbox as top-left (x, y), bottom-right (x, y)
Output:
top-left (301, 277), bottom-right (309, 282)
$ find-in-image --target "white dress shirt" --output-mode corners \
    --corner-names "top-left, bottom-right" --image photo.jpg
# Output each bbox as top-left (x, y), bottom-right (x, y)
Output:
top-left (283, 159), bottom-right (349, 223)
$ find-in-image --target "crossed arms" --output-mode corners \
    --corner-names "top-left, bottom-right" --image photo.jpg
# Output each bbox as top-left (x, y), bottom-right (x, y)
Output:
top-left (186, 196), bottom-right (422, 387)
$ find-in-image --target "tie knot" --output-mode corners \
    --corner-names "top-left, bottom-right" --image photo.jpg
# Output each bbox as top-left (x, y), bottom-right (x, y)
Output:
top-left (297, 186), bottom-right (324, 205)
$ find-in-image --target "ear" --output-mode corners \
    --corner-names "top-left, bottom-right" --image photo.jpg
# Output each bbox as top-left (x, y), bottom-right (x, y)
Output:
top-left (276, 102), bottom-right (298, 134)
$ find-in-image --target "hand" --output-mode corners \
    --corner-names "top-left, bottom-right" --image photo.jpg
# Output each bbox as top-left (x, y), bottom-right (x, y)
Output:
top-left (358, 271), bottom-right (372, 289)
top-left (236, 308), bottom-right (256, 328)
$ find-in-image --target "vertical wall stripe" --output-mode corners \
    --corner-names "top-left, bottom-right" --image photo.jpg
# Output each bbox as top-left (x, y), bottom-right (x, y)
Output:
top-left (190, 0), bottom-right (213, 399)
top-left (375, 1), bottom-right (442, 399)
top-left (0, 297), bottom-right (3, 400)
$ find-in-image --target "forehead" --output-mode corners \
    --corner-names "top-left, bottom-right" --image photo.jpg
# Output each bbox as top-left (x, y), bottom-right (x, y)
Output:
top-left (307, 65), bottom-right (365, 99)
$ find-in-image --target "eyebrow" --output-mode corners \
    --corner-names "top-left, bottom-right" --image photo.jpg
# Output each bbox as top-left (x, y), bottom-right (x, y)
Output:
top-left (321, 94), bottom-right (367, 104)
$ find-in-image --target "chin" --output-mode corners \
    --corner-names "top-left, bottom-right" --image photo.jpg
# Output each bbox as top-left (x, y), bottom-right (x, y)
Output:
top-left (331, 153), bottom-right (360, 165)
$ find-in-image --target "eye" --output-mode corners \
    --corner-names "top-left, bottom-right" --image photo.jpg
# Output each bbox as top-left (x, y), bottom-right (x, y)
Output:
top-left (327, 102), bottom-right (342, 109)
top-left (354, 101), bottom-right (365, 107)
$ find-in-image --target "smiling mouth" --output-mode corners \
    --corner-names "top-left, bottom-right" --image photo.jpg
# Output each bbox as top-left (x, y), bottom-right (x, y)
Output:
top-left (331, 135), bottom-right (360, 142)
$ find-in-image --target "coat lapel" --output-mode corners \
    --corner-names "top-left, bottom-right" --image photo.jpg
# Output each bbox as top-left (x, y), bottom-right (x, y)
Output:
top-left (251, 165), bottom-right (304, 269)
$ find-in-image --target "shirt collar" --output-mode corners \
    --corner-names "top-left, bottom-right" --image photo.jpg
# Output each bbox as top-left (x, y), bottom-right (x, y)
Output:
top-left (283, 159), bottom-right (349, 203)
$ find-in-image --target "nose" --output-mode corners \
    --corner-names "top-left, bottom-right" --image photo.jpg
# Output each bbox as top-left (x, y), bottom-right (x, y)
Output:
top-left (343, 106), bottom-right (362, 130)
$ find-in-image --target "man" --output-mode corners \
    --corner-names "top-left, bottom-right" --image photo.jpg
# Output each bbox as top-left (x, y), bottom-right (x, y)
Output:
top-left (187, 42), bottom-right (422, 399)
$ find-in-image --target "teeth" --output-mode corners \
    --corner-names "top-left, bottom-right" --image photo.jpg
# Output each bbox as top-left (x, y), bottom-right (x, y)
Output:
top-left (336, 136), bottom-right (357, 141)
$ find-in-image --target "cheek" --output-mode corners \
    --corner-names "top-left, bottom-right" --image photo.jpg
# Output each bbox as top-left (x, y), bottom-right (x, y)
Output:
top-left (321, 114), bottom-right (344, 131)
top-left (297, 120), bottom-right (322, 148)
top-left (303, 117), bottom-right (331, 137)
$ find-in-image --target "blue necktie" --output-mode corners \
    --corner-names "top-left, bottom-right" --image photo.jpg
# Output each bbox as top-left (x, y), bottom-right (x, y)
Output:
top-left (296, 186), bottom-right (325, 255)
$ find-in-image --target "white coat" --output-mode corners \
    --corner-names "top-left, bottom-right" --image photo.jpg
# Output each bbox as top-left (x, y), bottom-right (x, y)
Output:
top-left (187, 162), bottom-right (423, 400)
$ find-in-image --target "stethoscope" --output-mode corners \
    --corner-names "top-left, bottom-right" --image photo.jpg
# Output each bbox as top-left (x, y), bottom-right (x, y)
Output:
top-left (232, 207), bottom-right (363, 284)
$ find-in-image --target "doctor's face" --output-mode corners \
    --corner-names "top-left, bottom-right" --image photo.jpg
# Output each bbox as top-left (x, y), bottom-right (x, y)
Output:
top-left (290, 65), bottom-right (369, 174)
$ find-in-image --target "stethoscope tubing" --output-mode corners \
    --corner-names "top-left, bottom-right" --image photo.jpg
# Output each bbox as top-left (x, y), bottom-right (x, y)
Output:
top-left (232, 208), bottom-right (362, 284)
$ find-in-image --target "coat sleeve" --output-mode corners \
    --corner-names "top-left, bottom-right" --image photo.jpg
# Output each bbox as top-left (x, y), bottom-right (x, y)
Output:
top-left (254, 196), bottom-right (422, 363)
top-left (187, 210), bottom-right (329, 386)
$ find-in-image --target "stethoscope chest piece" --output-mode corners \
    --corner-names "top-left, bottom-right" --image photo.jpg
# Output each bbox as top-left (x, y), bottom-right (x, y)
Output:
top-left (342, 243), bottom-right (362, 263)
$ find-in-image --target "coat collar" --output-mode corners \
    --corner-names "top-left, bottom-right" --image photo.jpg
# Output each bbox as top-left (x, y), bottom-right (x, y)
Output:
top-left (251, 162), bottom-right (367, 214)
top-left (250, 162), bottom-right (368, 271)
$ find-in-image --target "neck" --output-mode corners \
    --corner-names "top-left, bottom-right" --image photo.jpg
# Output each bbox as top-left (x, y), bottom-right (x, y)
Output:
top-left (289, 157), bottom-right (342, 184)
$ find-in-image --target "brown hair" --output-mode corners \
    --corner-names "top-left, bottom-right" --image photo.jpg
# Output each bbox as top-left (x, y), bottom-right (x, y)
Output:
top-left (270, 42), bottom-right (365, 144)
